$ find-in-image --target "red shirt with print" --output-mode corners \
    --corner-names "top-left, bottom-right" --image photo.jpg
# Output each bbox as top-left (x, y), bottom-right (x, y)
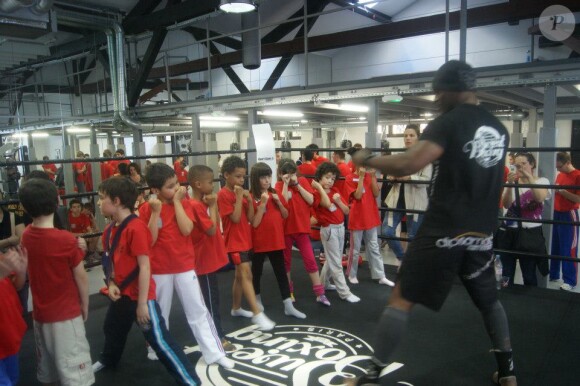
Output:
top-left (218, 187), bottom-right (252, 252)
top-left (190, 199), bottom-right (229, 275)
top-left (21, 227), bottom-right (84, 323)
top-left (104, 219), bottom-right (155, 301)
top-left (138, 200), bottom-right (196, 274)
top-left (174, 161), bottom-right (188, 184)
top-left (312, 187), bottom-right (346, 226)
top-left (0, 277), bottom-right (27, 358)
top-left (68, 212), bottom-right (92, 234)
top-left (345, 172), bottom-right (381, 230)
top-left (251, 192), bottom-right (287, 253)
top-left (275, 177), bottom-right (313, 235)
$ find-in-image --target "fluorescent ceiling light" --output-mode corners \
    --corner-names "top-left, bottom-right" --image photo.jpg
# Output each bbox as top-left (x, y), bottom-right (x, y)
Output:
top-left (358, 116), bottom-right (366, 121)
top-left (575, 84), bottom-right (580, 91)
top-left (300, 119), bottom-right (308, 123)
top-left (199, 115), bottom-right (240, 121)
top-left (259, 110), bottom-right (304, 118)
top-left (31, 132), bottom-right (49, 138)
top-left (67, 127), bottom-right (90, 133)
top-left (219, 0), bottom-right (256, 13)
top-left (11, 133), bottom-right (28, 138)
top-left (340, 103), bottom-right (369, 112)
top-left (200, 121), bottom-right (236, 128)
top-left (382, 95), bottom-right (403, 103)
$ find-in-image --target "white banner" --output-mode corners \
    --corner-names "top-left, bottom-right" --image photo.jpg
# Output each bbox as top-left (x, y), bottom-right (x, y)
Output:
top-left (251, 123), bottom-right (277, 183)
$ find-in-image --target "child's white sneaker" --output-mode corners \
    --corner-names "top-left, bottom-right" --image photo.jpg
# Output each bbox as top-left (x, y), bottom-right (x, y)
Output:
top-left (345, 294), bottom-right (361, 303)
top-left (147, 346), bottom-right (158, 360)
top-left (251, 312), bottom-right (276, 331)
top-left (231, 308), bottom-right (253, 318)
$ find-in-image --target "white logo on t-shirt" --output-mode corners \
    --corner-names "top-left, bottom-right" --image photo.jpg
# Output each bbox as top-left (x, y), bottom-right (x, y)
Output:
top-left (462, 125), bottom-right (505, 168)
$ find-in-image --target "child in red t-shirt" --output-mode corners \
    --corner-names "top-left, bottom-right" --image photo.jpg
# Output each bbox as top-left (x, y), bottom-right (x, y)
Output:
top-left (41, 156), bottom-right (57, 181)
top-left (344, 161), bottom-right (395, 287)
top-left (249, 162), bottom-right (306, 319)
top-left (311, 162), bottom-right (360, 303)
top-left (188, 165), bottom-right (235, 352)
top-left (218, 156), bottom-right (276, 331)
top-left (91, 177), bottom-right (200, 384)
top-left (72, 150), bottom-right (88, 193)
top-left (297, 148), bottom-right (317, 182)
top-left (139, 163), bottom-right (232, 368)
top-left (68, 199), bottom-right (99, 260)
top-left (18, 179), bottom-right (94, 386)
top-left (173, 155), bottom-right (188, 185)
top-left (275, 159), bottom-right (329, 306)
top-left (0, 248), bottom-right (28, 386)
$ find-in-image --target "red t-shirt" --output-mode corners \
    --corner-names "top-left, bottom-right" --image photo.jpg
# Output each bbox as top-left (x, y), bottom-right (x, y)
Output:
top-left (345, 172), bottom-right (381, 230)
top-left (297, 163), bottom-right (317, 182)
top-left (110, 159), bottom-right (130, 175)
top-left (312, 187), bottom-right (346, 226)
top-left (336, 161), bottom-right (351, 200)
top-left (217, 187), bottom-right (252, 252)
top-left (190, 199), bottom-right (228, 275)
top-left (310, 208), bottom-right (321, 241)
top-left (251, 192), bottom-right (287, 253)
top-left (312, 155), bottom-right (329, 168)
top-left (42, 163), bottom-right (57, 181)
top-left (22, 226), bottom-right (84, 323)
top-left (104, 218), bottom-right (155, 301)
top-left (101, 161), bottom-right (114, 181)
top-left (85, 163), bottom-right (93, 192)
top-left (555, 169), bottom-right (580, 212)
top-left (72, 162), bottom-right (86, 183)
top-left (174, 161), bottom-right (188, 184)
top-left (138, 201), bottom-right (196, 274)
top-left (347, 160), bottom-right (355, 173)
top-left (0, 277), bottom-right (27, 358)
top-left (68, 212), bottom-right (92, 234)
top-left (275, 177), bottom-right (313, 235)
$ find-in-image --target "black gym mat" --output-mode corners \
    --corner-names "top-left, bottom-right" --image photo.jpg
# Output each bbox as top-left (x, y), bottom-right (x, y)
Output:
top-left (16, 257), bottom-right (580, 385)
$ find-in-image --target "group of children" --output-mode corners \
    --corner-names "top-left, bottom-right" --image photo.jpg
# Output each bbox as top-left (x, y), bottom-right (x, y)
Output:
top-left (0, 146), bottom-right (397, 386)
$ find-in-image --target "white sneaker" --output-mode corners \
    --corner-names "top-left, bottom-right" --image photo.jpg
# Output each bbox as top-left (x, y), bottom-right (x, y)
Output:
top-left (251, 312), bottom-right (276, 331)
top-left (92, 361), bottom-right (105, 373)
top-left (348, 276), bottom-right (359, 284)
top-left (560, 283), bottom-right (576, 292)
top-left (214, 356), bottom-right (235, 369)
top-left (231, 308), bottom-right (253, 318)
top-left (378, 277), bottom-right (395, 287)
top-left (147, 346), bottom-right (158, 360)
top-left (345, 294), bottom-right (361, 303)
top-left (325, 284), bottom-right (337, 291)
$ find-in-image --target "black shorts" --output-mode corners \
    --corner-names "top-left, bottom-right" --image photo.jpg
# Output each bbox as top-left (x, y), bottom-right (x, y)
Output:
top-left (229, 251), bottom-right (251, 265)
top-left (398, 232), bottom-right (498, 311)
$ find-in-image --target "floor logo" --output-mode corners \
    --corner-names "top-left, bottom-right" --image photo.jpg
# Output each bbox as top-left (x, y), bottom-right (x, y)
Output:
top-left (187, 324), bottom-right (393, 385)
top-left (538, 5), bottom-right (576, 42)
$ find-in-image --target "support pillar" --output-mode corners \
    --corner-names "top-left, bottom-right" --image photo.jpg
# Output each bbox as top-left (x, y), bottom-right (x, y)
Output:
top-left (132, 128), bottom-right (146, 169)
top-left (365, 99), bottom-right (381, 150)
top-left (247, 109), bottom-right (258, 169)
top-left (190, 114), bottom-right (204, 167)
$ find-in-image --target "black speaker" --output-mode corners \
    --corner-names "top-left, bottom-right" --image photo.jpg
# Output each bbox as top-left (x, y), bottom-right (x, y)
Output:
top-left (230, 143), bottom-right (240, 151)
top-left (281, 140), bottom-right (291, 149)
top-left (340, 139), bottom-right (352, 149)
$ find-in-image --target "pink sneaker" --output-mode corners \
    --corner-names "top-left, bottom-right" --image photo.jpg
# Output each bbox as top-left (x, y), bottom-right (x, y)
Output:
top-left (316, 294), bottom-right (331, 306)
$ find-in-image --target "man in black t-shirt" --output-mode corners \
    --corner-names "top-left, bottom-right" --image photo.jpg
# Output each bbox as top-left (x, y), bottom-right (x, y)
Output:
top-left (347, 61), bottom-right (516, 386)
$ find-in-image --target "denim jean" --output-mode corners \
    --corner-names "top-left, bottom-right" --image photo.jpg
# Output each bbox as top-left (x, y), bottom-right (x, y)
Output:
top-left (382, 212), bottom-right (423, 260)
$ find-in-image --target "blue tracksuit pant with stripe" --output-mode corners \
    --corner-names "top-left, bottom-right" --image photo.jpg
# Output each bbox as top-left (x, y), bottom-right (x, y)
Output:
top-left (550, 210), bottom-right (579, 287)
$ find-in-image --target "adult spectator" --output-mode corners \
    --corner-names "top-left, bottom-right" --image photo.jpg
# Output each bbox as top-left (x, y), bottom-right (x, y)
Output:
top-left (550, 152), bottom-right (580, 291)
top-left (382, 124), bottom-right (432, 261)
top-left (129, 162), bottom-right (146, 186)
top-left (501, 152), bottom-right (550, 286)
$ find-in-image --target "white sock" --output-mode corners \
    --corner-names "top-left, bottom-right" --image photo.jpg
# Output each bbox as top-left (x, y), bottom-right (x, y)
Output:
top-left (255, 294), bottom-right (264, 312)
top-left (231, 308), bottom-right (253, 318)
top-left (283, 298), bottom-right (306, 319)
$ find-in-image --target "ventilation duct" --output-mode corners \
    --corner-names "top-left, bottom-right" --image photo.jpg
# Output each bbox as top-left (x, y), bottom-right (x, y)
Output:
top-left (0, 0), bottom-right (54, 39)
top-left (241, 9), bottom-right (260, 70)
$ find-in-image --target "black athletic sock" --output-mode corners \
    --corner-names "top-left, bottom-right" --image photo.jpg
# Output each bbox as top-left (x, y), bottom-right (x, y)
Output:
top-left (371, 307), bottom-right (409, 366)
top-left (494, 351), bottom-right (515, 379)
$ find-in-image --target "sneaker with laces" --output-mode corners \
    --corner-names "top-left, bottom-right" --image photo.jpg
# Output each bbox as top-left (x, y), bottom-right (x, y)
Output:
top-left (92, 361), bottom-right (105, 373)
top-left (316, 294), bottom-right (331, 306)
top-left (251, 312), bottom-right (276, 331)
top-left (147, 346), bottom-right (158, 360)
top-left (221, 339), bottom-right (237, 353)
top-left (560, 283), bottom-right (575, 291)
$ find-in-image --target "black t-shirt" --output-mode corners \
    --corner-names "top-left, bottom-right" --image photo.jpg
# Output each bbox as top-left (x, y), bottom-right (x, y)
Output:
top-left (420, 103), bottom-right (509, 235)
top-left (0, 208), bottom-right (24, 240)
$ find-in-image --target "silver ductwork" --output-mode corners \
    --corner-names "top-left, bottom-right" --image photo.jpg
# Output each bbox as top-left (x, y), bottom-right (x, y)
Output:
top-left (0, 0), bottom-right (54, 14)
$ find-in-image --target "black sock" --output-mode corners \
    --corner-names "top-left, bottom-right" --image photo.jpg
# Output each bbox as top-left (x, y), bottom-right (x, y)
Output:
top-left (372, 307), bottom-right (409, 366)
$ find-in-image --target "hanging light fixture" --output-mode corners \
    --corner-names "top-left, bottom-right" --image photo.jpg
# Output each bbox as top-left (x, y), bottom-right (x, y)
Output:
top-left (219, 0), bottom-right (256, 13)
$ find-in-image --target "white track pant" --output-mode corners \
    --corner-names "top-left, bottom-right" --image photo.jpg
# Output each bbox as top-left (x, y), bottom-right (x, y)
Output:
top-left (154, 270), bottom-right (225, 364)
top-left (320, 224), bottom-right (353, 300)
top-left (347, 226), bottom-right (386, 280)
